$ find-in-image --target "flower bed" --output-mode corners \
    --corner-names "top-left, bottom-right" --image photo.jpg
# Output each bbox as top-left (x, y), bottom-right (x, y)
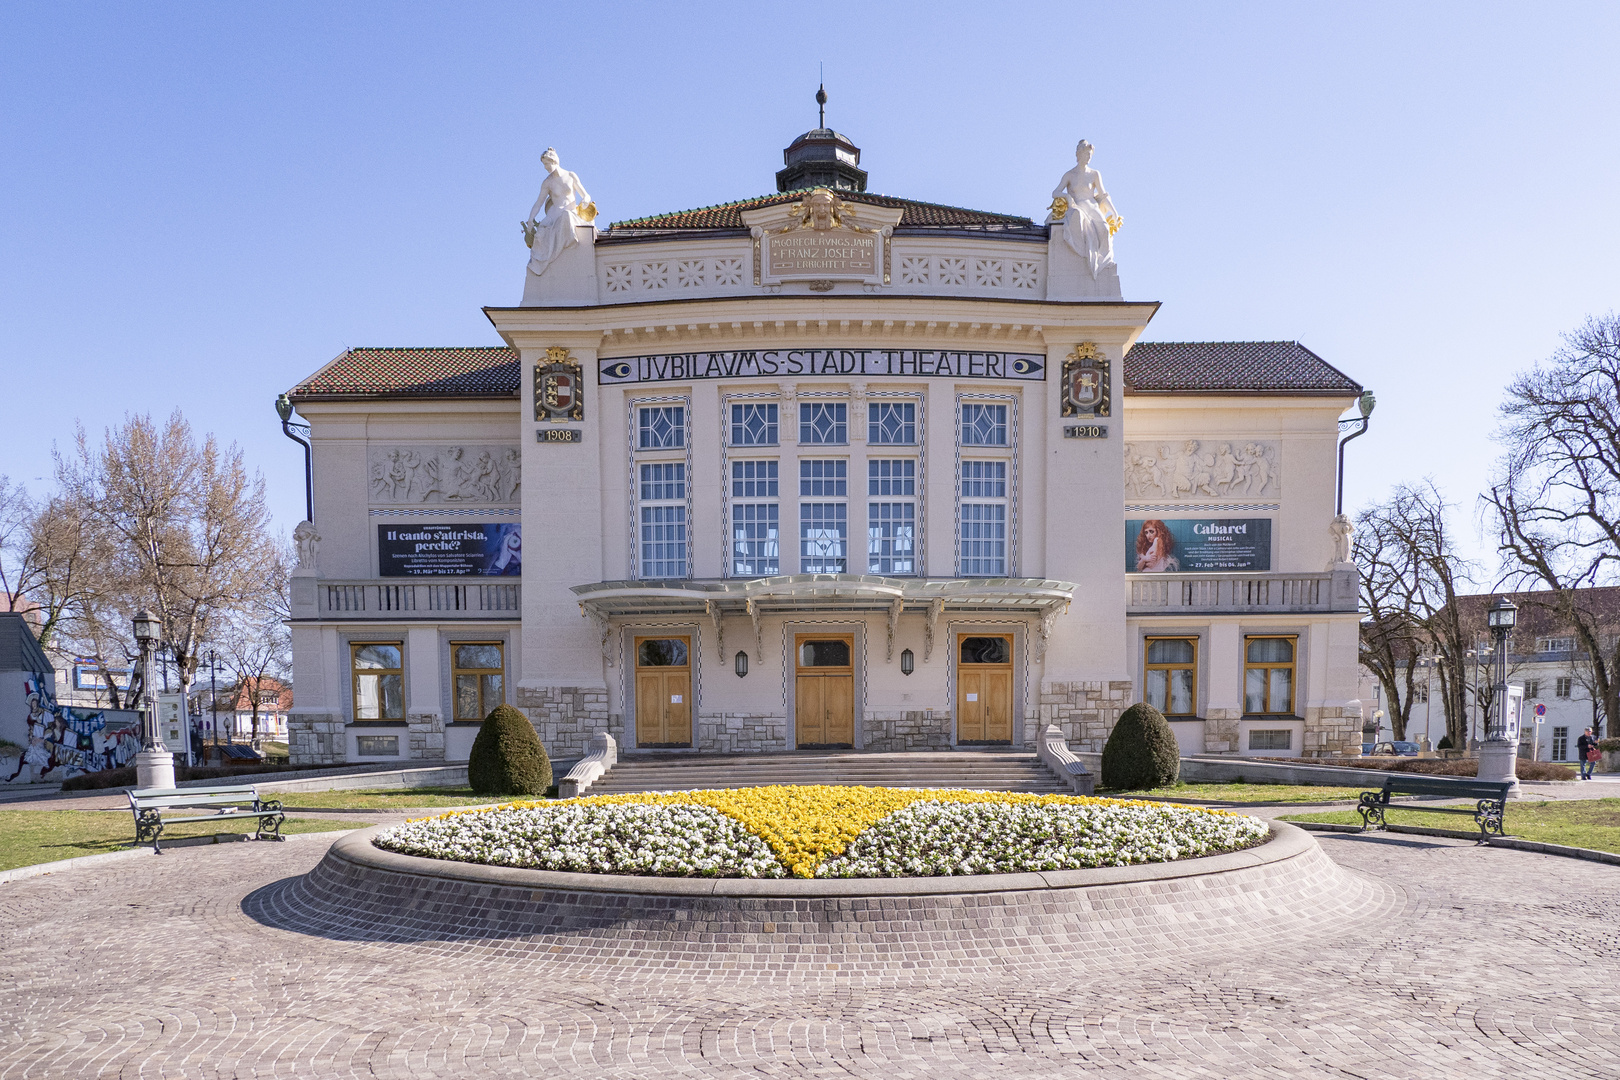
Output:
top-left (373, 785), bottom-right (1268, 879)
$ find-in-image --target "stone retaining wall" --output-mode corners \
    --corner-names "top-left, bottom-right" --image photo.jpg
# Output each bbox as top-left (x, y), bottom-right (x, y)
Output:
top-left (249, 822), bottom-right (1389, 982)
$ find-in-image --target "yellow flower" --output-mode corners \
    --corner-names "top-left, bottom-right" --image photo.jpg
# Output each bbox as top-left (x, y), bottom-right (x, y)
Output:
top-left (483, 785), bottom-right (1230, 878)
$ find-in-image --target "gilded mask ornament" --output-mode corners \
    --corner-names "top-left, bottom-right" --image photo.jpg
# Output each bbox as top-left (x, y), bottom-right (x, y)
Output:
top-left (1062, 342), bottom-right (1109, 418)
top-left (535, 346), bottom-right (584, 422)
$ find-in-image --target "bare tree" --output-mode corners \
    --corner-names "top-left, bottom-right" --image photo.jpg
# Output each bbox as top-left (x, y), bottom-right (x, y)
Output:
top-left (55, 412), bottom-right (277, 702)
top-left (1488, 313), bottom-right (1620, 736)
top-left (1355, 481), bottom-right (1478, 747)
top-left (216, 541), bottom-right (293, 745)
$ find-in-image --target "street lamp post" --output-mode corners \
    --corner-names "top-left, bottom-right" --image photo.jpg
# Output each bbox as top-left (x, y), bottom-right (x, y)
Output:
top-left (131, 610), bottom-right (175, 790)
top-left (1478, 596), bottom-right (1520, 792)
top-left (1418, 656), bottom-right (1435, 751)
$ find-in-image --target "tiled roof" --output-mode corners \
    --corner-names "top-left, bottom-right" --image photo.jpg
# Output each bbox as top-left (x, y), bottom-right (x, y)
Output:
top-left (606, 189), bottom-right (1036, 233)
top-left (1124, 341), bottom-right (1361, 395)
top-left (288, 347), bottom-right (520, 400)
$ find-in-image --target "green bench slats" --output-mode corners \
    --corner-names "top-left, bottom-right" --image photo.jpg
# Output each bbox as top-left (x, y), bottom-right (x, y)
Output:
top-left (1357, 775), bottom-right (1512, 843)
top-left (127, 783), bottom-right (285, 854)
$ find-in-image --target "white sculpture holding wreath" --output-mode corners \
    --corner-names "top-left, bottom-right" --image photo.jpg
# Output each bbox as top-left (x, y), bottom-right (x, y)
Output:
top-left (1049, 140), bottom-right (1122, 279)
top-left (522, 147), bottom-right (595, 280)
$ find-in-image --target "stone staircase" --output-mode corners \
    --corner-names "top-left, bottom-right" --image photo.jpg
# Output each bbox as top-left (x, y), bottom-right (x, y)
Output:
top-left (584, 749), bottom-right (1069, 795)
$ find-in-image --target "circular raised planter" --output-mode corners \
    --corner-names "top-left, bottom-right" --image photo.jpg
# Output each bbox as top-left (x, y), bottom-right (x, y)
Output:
top-left (248, 822), bottom-right (1387, 978)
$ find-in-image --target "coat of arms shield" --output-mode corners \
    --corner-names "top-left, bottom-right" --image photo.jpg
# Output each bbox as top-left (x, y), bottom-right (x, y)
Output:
top-left (534, 347), bottom-right (584, 422)
top-left (1061, 342), bottom-right (1110, 418)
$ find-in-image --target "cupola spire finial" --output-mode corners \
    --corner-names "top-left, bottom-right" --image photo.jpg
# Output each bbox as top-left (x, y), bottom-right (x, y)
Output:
top-left (816, 63), bottom-right (827, 128)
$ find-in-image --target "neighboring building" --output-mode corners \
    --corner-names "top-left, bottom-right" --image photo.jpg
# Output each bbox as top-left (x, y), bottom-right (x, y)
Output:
top-left (1362, 587), bottom-right (1618, 759)
top-left (283, 119), bottom-right (1366, 767)
top-left (189, 677), bottom-right (292, 743)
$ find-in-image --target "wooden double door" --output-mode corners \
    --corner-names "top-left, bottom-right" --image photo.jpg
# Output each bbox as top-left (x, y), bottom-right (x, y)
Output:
top-left (635, 636), bottom-right (692, 747)
top-left (795, 634), bottom-right (854, 748)
top-left (957, 634), bottom-right (1013, 744)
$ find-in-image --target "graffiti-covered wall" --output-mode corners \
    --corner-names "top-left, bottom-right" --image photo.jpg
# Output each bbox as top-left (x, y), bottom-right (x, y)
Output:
top-left (0, 613), bottom-right (142, 784)
top-left (0, 669), bottom-right (141, 783)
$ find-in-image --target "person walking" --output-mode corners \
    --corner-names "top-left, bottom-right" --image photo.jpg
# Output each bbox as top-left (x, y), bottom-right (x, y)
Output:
top-left (1576, 727), bottom-right (1600, 780)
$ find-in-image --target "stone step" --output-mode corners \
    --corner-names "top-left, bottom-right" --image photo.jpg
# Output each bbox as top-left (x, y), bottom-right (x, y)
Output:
top-left (585, 751), bottom-right (1067, 794)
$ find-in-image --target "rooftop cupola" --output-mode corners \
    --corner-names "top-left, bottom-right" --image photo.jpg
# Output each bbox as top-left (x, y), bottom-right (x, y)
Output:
top-left (775, 84), bottom-right (868, 192)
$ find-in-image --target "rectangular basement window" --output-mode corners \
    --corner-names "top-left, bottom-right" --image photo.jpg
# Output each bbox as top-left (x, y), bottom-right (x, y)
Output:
top-left (356, 735), bottom-right (399, 757)
top-left (1248, 729), bottom-right (1292, 751)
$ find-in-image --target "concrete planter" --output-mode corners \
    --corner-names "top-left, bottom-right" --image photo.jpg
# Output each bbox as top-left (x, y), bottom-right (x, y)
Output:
top-left (1600, 750), bottom-right (1620, 773)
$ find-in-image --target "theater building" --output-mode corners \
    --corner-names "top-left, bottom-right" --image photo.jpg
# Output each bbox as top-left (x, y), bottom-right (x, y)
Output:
top-left (283, 121), bottom-right (1366, 767)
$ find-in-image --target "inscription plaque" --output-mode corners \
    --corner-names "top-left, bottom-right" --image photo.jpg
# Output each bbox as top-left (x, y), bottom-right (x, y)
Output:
top-left (767, 232), bottom-right (877, 277)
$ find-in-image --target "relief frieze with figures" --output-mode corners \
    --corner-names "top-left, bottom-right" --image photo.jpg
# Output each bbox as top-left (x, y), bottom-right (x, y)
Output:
top-left (367, 445), bottom-right (520, 504)
top-left (1123, 439), bottom-right (1279, 501)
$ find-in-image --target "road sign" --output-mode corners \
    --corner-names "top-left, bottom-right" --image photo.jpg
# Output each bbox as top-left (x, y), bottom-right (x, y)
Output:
top-left (1534, 703), bottom-right (1547, 718)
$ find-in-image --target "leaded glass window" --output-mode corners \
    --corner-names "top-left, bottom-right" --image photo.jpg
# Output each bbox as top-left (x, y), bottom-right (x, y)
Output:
top-left (868, 459), bottom-right (915, 496)
top-left (799, 402), bottom-right (847, 445)
top-left (960, 403), bottom-right (1008, 446)
top-left (799, 459), bottom-right (847, 497)
top-left (637, 405), bottom-right (685, 450)
top-left (868, 402), bottom-right (916, 445)
top-left (639, 462), bottom-right (686, 578)
top-left (730, 403), bottom-right (778, 446)
top-left (800, 503), bottom-right (848, 572)
top-left (731, 503), bottom-right (780, 577)
top-left (960, 504), bottom-right (1006, 575)
top-left (731, 459), bottom-right (778, 498)
top-left (868, 502), bottom-right (915, 575)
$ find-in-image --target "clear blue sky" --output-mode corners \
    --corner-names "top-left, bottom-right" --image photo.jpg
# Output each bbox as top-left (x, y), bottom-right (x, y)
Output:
top-left (4, 2), bottom-right (1617, 571)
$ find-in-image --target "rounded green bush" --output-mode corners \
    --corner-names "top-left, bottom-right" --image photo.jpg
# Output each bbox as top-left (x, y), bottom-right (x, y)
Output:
top-left (1101, 701), bottom-right (1180, 791)
top-left (1436, 734), bottom-right (1454, 751)
top-left (468, 704), bottom-right (552, 796)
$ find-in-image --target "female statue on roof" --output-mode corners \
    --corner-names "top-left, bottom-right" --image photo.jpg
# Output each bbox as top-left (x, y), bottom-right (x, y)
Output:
top-left (522, 147), bottom-right (596, 279)
top-left (1050, 140), bottom-right (1122, 279)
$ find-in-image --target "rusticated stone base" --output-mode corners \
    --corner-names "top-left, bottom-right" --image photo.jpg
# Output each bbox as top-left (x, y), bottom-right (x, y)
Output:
top-left (863, 710), bottom-right (953, 751)
top-left (407, 711), bottom-right (444, 761)
top-left (1204, 709), bottom-right (1241, 754)
top-left (697, 713), bottom-right (788, 752)
top-left (1304, 704), bottom-right (1364, 758)
top-left (1039, 680), bottom-right (1134, 752)
top-left (288, 710), bottom-right (345, 765)
top-left (516, 686), bottom-right (612, 759)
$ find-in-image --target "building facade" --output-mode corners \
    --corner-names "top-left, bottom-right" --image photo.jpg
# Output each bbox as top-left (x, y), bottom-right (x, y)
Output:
top-left (285, 125), bottom-right (1366, 766)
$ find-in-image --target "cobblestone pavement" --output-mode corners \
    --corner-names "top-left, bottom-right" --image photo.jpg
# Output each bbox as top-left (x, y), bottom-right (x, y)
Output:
top-left (2, 827), bottom-right (1618, 1078)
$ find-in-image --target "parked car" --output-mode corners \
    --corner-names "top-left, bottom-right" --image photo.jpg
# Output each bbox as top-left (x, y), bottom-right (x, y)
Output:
top-left (1362, 742), bottom-right (1375, 756)
top-left (1370, 741), bottom-right (1420, 756)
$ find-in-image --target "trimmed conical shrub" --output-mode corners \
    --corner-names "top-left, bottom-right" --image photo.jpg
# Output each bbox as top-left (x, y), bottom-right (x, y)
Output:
top-left (1100, 701), bottom-right (1181, 791)
top-left (468, 705), bottom-right (552, 796)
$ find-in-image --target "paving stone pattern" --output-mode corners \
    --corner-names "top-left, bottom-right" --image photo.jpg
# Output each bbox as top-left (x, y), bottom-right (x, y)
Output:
top-left (2, 832), bottom-right (1618, 1077)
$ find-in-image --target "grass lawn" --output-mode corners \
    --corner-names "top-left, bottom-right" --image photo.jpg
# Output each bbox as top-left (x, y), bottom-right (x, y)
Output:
top-left (1282, 798), bottom-right (1620, 854)
top-left (0, 811), bottom-right (370, 872)
top-left (275, 786), bottom-right (513, 810)
top-left (1104, 782), bottom-right (1369, 804)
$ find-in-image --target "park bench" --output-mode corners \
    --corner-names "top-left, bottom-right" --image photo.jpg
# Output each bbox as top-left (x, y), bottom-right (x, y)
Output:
top-left (1357, 775), bottom-right (1513, 843)
top-left (127, 783), bottom-right (285, 854)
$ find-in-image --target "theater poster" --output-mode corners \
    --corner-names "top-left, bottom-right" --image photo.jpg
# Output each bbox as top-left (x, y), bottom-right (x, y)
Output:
top-left (1126, 518), bottom-right (1271, 573)
top-left (378, 524), bottom-right (522, 576)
